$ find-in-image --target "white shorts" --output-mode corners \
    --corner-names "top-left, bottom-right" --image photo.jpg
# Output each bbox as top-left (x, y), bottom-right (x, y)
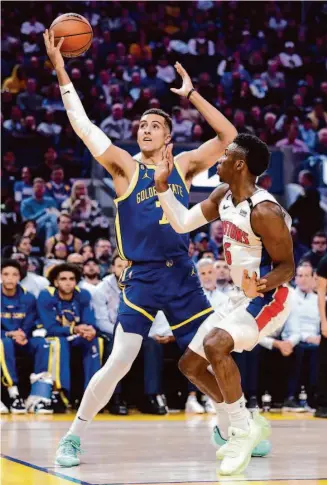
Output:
top-left (189, 286), bottom-right (293, 356)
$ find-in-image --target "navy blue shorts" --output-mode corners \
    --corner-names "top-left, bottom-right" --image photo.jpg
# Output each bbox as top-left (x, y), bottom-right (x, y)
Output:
top-left (117, 256), bottom-right (214, 351)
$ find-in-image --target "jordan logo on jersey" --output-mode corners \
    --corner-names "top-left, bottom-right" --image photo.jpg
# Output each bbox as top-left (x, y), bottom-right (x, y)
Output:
top-left (222, 221), bottom-right (250, 245)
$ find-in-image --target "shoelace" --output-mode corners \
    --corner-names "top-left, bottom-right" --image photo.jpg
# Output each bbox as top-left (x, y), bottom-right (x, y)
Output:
top-left (60, 439), bottom-right (84, 456)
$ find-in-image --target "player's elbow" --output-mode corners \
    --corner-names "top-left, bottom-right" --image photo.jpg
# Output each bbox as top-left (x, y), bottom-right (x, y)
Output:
top-left (283, 260), bottom-right (295, 283)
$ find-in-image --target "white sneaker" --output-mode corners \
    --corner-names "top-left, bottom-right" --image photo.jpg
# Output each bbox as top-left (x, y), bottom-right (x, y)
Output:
top-left (202, 396), bottom-right (216, 414)
top-left (0, 401), bottom-right (9, 414)
top-left (218, 419), bottom-right (262, 476)
top-left (185, 395), bottom-right (205, 414)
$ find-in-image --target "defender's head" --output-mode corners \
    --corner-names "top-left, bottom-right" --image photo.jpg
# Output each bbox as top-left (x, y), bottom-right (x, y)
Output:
top-left (217, 134), bottom-right (270, 184)
top-left (137, 109), bottom-right (172, 154)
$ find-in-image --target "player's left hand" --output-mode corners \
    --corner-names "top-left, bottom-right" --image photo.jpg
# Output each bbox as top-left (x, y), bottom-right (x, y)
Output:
top-left (154, 143), bottom-right (174, 191)
top-left (170, 62), bottom-right (194, 98)
top-left (242, 270), bottom-right (267, 298)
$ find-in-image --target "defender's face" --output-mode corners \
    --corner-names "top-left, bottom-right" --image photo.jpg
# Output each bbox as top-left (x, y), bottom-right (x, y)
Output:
top-left (137, 114), bottom-right (171, 153)
top-left (217, 143), bottom-right (242, 184)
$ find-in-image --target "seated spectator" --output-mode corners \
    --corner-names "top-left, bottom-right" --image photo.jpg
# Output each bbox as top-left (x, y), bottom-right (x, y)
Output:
top-left (100, 104), bottom-right (131, 142)
top-left (45, 166), bottom-right (71, 209)
top-left (21, 178), bottom-right (58, 241)
top-left (292, 94), bottom-right (306, 121)
top-left (43, 241), bottom-right (69, 277)
top-left (191, 124), bottom-right (205, 142)
top-left (22, 219), bottom-right (44, 257)
top-left (276, 125), bottom-right (309, 153)
top-left (1, 198), bottom-right (21, 247)
top-left (282, 265), bottom-right (321, 410)
top-left (37, 110), bottom-right (62, 142)
top-left (79, 258), bottom-right (101, 295)
top-left (10, 252), bottom-right (48, 298)
top-left (299, 117), bottom-right (318, 152)
top-left (197, 73), bottom-right (216, 104)
top-left (79, 243), bottom-right (95, 262)
top-left (249, 106), bottom-right (263, 132)
top-left (2, 65), bottom-right (26, 94)
top-left (17, 78), bottom-right (43, 115)
top-left (301, 232), bottom-right (327, 270)
top-left (156, 56), bottom-right (176, 84)
top-left (1, 259), bottom-right (52, 414)
top-left (42, 83), bottom-right (66, 112)
top-left (21, 15), bottom-right (45, 35)
top-left (249, 73), bottom-right (268, 101)
top-left (14, 167), bottom-right (33, 205)
top-left (268, 10), bottom-right (287, 31)
top-left (188, 30), bottom-right (215, 56)
top-left (214, 259), bottom-right (234, 295)
top-left (66, 253), bottom-right (84, 272)
top-left (61, 181), bottom-right (109, 243)
top-left (93, 253), bottom-right (167, 415)
top-left (45, 213), bottom-right (82, 257)
top-left (123, 54), bottom-right (146, 83)
top-left (37, 264), bottom-right (101, 406)
top-left (3, 106), bottom-right (23, 135)
top-left (141, 64), bottom-right (168, 97)
top-left (209, 220), bottom-right (224, 257)
top-left (128, 71), bottom-right (142, 101)
top-left (307, 98), bottom-right (327, 130)
top-left (316, 128), bottom-right (327, 155)
top-left (172, 107), bottom-right (193, 142)
top-left (261, 60), bottom-right (285, 104)
top-left (259, 113), bottom-right (281, 145)
top-left (132, 88), bottom-right (152, 116)
top-left (94, 238), bottom-right (112, 278)
top-left (197, 258), bottom-right (229, 310)
top-left (279, 42), bottom-right (303, 70)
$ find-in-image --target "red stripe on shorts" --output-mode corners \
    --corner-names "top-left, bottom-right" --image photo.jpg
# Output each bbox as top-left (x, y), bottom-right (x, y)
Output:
top-left (256, 286), bottom-right (289, 331)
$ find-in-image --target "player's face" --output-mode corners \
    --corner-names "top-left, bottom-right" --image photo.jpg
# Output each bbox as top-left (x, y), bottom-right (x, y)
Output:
top-left (112, 258), bottom-right (128, 279)
top-left (137, 115), bottom-right (171, 153)
top-left (198, 264), bottom-right (216, 290)
top-left (217, 143), bottom-right (244, 184)
top-left (55, 272), bottom-right (76, 294)
top-left (1, 267), bottom-right (20, 291)
top-left (215, 260), bottom-right (230, 281)
top-left (295, 266), bottom-right (314, 292)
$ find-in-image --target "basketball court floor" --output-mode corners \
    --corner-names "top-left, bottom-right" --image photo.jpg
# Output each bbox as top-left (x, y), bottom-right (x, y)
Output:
top-left (1, 412), bottom-right (326, 485)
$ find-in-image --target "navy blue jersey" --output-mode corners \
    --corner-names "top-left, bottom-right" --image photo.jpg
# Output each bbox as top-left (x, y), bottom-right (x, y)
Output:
top-left (114, 160), bottom-right (189, 262)
top-left (1, 284), bottom-right (37, 337)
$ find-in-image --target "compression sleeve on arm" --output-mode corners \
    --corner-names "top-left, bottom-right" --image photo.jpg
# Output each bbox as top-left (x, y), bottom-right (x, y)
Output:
top-left (59, 83), bottom-right (111, 157)
top-left (157, 188), bottom-right (208, 233)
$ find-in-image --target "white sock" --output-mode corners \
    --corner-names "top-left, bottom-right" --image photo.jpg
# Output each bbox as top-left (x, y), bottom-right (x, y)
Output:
top-left (224, 395), bottom-right (250, 432)
top-left (67, 325), bottom-right (142, 439)
top-left (8, 386), bottom-right (19, 399)
top-left (213, 401), bottom-right (229, 440)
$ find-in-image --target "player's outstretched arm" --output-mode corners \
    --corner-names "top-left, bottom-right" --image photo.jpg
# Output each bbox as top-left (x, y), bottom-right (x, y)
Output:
top-left (251, 202), bottom-right (295, 292)
top-left (43, 30), bottom-right (135, 180)
top-left (155, 145), bottom-right (227, 233)
top-left (171, 63), bottom-right (237, 177)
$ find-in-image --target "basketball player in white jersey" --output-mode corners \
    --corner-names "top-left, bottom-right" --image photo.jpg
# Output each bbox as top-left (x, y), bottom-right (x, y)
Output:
top-left (155, 134), bottom-right (295, 475)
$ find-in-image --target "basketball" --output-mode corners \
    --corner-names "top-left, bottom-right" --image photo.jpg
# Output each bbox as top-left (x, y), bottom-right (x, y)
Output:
top-left (49, 13), bottom-right (92, 58)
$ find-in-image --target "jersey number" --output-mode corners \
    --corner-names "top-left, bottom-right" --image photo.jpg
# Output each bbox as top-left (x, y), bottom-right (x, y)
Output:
top-left (156, 201), bottom-right (169, 225)
top-left (224, 242), bottom-right (232, 265)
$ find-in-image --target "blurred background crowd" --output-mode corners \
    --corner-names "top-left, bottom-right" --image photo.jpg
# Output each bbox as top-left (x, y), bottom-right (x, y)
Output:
top-left (1, 1), bottom-right (327, 417)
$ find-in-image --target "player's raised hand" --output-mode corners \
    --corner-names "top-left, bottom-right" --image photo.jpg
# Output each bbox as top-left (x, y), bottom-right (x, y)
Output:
top-left (154, 143), bottom-right (174, 191)
top-left (43, 29), bottom-right (65, 71)
top-left (170, 62), bottom-right (194, 98)
top-left (242, 270), bottom-right (267, 298)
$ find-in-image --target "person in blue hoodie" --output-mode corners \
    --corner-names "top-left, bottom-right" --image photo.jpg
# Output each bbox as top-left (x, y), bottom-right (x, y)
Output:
top-left (0, 259), bottom-right (53, 414)
top-left (37, 263), bottom-right (101, 404)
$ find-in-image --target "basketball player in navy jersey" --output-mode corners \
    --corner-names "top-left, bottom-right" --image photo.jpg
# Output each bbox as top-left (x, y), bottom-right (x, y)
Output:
top-left (43, 31), bottom-right (244, 466)
top-left (155, 134), bottom-right (295, 475)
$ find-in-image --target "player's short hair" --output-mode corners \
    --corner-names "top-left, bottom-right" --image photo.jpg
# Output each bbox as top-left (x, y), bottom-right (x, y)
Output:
top-left (1, 258), bottom-right (23, 279)
top-left (233, 133), bottom-right (270, 176)
top-left (48, 263), bottom-right (81, 286)
top-left (142, 108), bottom-right (172, 133)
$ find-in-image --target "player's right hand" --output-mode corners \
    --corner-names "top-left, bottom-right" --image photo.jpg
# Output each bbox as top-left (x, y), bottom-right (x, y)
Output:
top-left (43, 29), bottom-right (65, 71)
top-left (241, 270), bottom-right (267, 298)
top-left (154, 143), bottom-right (174, 191)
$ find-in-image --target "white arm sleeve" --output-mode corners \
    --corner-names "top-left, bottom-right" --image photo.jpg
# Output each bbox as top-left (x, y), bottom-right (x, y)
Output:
top-left (157, 188), bottom-right (208, 233)
top-left (59, 83), bottom-right (111, 158)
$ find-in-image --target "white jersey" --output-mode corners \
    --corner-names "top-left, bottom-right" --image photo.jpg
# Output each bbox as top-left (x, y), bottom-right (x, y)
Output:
top-left (218, 188), bottom-right (292, 288)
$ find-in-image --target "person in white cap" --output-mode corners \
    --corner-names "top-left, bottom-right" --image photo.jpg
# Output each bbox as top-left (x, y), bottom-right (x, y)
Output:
top-left (279, 42), bottom-right (303, 69)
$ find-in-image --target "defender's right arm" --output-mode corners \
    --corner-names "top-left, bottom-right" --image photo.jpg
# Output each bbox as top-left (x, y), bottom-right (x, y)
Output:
top-left (43, 30), bottom-right (135, 183)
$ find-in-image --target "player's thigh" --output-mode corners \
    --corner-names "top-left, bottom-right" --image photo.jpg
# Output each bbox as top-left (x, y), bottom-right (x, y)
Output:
top-left (115, 311), bottom-right (154, 339)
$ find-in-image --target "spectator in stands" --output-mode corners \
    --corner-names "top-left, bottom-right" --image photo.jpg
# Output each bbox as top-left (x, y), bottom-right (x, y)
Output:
top-left (14, 167), bottom-right (33, 205)
top-left (45, 166), bottom-right (70, 209)
top-left (38, 147), bottom-right (59, 182)
top-left (307, 98), bottom-right (327, 130)
top-left (299, 117), bottom-right (318, 152)
top-left (21, 15), bottom-right (45, 35)
top-left (43, 241), bottom-right (69, 277)
top-left (261, 60), bottom-right (285, 104)
top-left (79, 243), bottom-right (95, 262)
top-left (93, 253), bottom-right (167, 415)
top-left (316, 128), bottom-right (327, 155)
top-left (282, 265), bottom-right (321, 411)
top-left (94, 238), bottom-right (112, 278)
top-left (37, 264), bottom-right (101, 404)
top-left (79, 258), bottom-right (101, 295)
top-left (21, 178), bottom-right (58, 240)
top-left (315, 255), bottom-right (327, 418)
top-left (141, 64), bottom-right (167, 97)
top-left (233, 110), bottom-right (254, 135)
top-left (301, 232), bottom-right (327, 270)
top-left (209, 220), bottom-right (224, 257)
top-left (45, 213), bottom-right (82, 258)
top-left (259, 113), bottom-right (281, 145)
top-left (171, 107), bottom-right (193, 142)
top-left (188, 30), bottom-right (215, 56)
top-left (197, 258), bottom-right (229, 310)
top-left (156, 56), bottom-right (176, 84)
top-left (279, 41), bottom-right (303, 70)
top-left (128, 71), bottom-right (142, 101)
top-left (3, 106), bottom-right (23, 135)
top-left (276, 125), bottom-right (309, 153)
top-left (61, 181), bottom-right (109, 243)
top-left (214, 260), bottom-right (234, 295)
top-left (17, 78), bottom-right (43, 114)
top-left (2, 65), bottom-right (26, 94)
top-left (42, 83), bottom-right (66, 112)
top-left (67, 253), bottom-right (84, 272)
top-left (37, 110), bottom-right (62, 142)
top-left (191, 124), bottom-right (205, 142)
top-left (0, 259), bottom-right (52, 414)
top-left (10, 252), bottom-right (48, 298)
top-left (22, 220), bottom-right (44, 258)
top-left (100, 104), bottom-right (131, 142)
top-left (268, 10), bottom-right (288, 31)
top-left (291, 226), bottom-right (309, 267)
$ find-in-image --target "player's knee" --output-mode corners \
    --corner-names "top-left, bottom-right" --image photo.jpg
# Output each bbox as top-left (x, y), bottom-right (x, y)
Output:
top-left (203, 328), bottom-right (233, 362)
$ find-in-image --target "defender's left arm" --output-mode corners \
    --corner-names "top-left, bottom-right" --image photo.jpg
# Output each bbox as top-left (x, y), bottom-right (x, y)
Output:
top-left (251, 202), bottom-right (295, 292)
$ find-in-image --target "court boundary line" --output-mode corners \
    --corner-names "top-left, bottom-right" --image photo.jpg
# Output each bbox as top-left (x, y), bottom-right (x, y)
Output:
top-left (1, 454), bottom-right (326, 485)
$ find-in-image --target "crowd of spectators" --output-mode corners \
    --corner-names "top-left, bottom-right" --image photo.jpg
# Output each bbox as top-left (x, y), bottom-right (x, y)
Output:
top-left (1, 2), bottom-right (327, 417)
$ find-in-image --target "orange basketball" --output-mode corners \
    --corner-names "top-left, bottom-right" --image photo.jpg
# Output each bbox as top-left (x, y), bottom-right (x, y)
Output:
top-left (50, 13), bottom-right (93, 58)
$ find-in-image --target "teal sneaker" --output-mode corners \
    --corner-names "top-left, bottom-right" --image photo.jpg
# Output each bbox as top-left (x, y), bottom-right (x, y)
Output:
top-left (55, 434), bottom-right (83, 467)
top-left (212, 422), bottom-right (271, 459)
